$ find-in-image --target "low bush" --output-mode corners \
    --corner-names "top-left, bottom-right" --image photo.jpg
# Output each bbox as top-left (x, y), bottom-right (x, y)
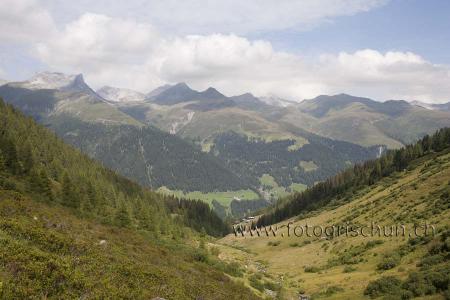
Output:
top-left (304, 266), bottom-right (320, 273)
top-left (377, 252), bottom-right (401, 270)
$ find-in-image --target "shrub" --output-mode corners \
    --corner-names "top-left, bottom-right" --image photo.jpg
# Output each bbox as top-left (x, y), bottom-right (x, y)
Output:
top-left (418, 254), bottom-right (444, 268)
top-left (212, 261), bottom-right (243, 277)
top-left (304, 266), bottom-right (320, 273)
top-left (377, 252), bottom-right (401, 270)
top-left (364, 276), bottom-right (403, 298)
top-left (249, 274), bottom-right (264, 292)
top-left (343, 265), bottom-right (357, 273)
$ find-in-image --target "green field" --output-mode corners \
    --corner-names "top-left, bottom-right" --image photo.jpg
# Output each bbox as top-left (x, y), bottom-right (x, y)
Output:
top-left (298, 160), bottom-right (318, 172)
top-left (157, 187), bottom-right (260, 207)
top-left (259, 174), bottom-right (307, 200)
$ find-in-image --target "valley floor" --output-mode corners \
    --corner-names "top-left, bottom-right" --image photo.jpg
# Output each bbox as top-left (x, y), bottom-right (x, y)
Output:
top-left (215, 151), bottom-right (450, 299)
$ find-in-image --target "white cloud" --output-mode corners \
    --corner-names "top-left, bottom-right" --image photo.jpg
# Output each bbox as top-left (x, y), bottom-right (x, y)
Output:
top-left (40, 0), bottom-right (388, 35)
top-left (0, 0), bottom-right (56, 43)
top-left (35, 13), bottom-right (163, 90)
top-left (33, 12), bottom-right (450, 103)
top-left (2, 1), bottom-right (449, 103)
top-left (318, 50), bottom-right (450, 101)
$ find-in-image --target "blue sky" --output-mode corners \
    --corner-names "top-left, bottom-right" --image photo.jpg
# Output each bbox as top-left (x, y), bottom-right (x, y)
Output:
top-left (1, 0), bottom-right (449, 102)
top-left (256, 0), bottom-right (450, 64)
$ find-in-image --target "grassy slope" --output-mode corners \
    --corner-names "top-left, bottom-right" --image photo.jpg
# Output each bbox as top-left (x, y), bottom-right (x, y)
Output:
top-left (217, 150), bottom-right (450, 299)
top-left (0, 191), bottom-right (259, 299)
top-left (280, 103), bottom-right (450, 149)
top-left (0, 100), bottom-right (260, 298)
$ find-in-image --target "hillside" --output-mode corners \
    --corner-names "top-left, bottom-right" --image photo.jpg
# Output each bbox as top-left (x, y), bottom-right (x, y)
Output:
top-left (0, 74), bottom-right (254, 197)
top-left (49, 116), bottom-right (250, 193)
top-left (280, 94), bottom-right (450, 149)
top-left (0, 98), bottom-right (261, 298)
top-left (3, 73), bottom-right (450, 218)
top-left (217, 131), bottom-right (450, 299)
top-left (115, 86), bottom-right (383, 198)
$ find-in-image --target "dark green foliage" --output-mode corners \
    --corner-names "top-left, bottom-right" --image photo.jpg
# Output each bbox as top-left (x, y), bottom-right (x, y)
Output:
top-left (230, 198), bottom-right (270, 219)
top-left (114, 203), bottom-right (131, 227)
top-left (51, 117), bottom-right (250, 192)
top-left (257, 128), bottom-right (450, 227)
top-left (0, 98), bottom-right (229, 237)
top-left (328, 240), bottom-right (383, 267)
top-left (377, 252), bottom-right (401, 270)
top-left (61, 173), bottom-right (79, 209)
top-left (0, 98), bottom-right (259, 298)
top-left (212, 131), bottom-right (380, 188)
top-left (365, 229), bottom-right (450, 299)
top-left (364, 276), bottom-right (404, 298)
top-left (165, 197), bottom-right (229, 237)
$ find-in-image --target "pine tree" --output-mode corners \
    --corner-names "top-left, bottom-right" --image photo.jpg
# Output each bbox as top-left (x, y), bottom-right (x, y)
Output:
top-left (62, 173), bottom-right (79, 209)
top-left (39, 169), bottom-right (53, 202)
top-left (20, 144), bottom-right (34, 174)
top-left (115, 203), bottom-right (131, 227)
top-left (1, 138), bottom-right (19, 173)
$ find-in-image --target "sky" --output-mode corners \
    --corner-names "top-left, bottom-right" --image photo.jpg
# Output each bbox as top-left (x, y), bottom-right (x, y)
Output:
top-left (0, 0), bottom-right (449, 103)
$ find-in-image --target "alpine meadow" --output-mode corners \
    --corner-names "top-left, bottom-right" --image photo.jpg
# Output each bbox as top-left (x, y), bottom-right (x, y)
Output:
top-left (0, 1), bottom-right (450, 299)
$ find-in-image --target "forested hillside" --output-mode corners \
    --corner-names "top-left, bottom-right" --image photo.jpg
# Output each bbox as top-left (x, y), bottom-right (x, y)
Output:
top-left (0, 80), bottom-right (254, 194)
top-left (219, 140), bottom-right (450, 299)
top-left (257, 127), bottom-right (450, 227)
top-left (212, 131), bottom-right (381, 188)
top-left (0, 98), bottom-right (228, 236)
top-left (49, 117), bottom-right (249, 192)
top-left (0, 98), bottom-right (262, 298)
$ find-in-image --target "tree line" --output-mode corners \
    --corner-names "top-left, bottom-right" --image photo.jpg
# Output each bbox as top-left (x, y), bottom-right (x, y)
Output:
top-left (257, 127), bottom-right (450, 227)
top-left (0, 98), bottom-right (229, 237)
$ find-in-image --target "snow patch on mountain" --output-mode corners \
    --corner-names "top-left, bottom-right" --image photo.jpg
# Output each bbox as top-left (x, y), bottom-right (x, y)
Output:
top-left (21, 72), bottom-right (80, 90)
top-left (97, 86), bottom-right (145, 103)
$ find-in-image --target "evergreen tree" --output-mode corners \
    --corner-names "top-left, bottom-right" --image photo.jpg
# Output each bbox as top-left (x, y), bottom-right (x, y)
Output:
top-left (61, 173), bottom-right (79, 209)
top-left (115, 203), bottom-right (131, 227)
top-left (20, 144), bottom-right (34, 174)
top-left (1, 138), bottom-right (19, 173)
top-left (39, 169), bottom-right (53, 202)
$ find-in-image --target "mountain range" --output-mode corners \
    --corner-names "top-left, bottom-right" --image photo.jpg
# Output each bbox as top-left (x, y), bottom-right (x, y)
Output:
top-left (1, 72), bottom-right (450, 218)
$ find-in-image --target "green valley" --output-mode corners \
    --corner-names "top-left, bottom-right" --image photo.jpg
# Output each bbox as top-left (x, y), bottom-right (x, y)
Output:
top-left (0, 98), bottom-right (260, 299)
top-left (215, 129), bottom-right (450, 299)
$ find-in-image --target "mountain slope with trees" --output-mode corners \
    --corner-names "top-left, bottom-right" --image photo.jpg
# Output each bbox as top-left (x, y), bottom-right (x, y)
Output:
top-left (257, 127), bottom-right (450, 227)
top-left (0, 98), bottom-right (261, 298)
top-left (218, 129), bottom-right (450, 299)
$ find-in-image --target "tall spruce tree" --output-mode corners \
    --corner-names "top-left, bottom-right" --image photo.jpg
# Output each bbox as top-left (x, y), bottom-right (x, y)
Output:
top-left (61, 173), bottom-right (79, 209)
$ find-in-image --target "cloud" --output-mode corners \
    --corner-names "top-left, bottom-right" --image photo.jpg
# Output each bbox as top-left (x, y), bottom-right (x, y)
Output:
top-left (0, 0), bottom-right (56, 43)
top-left (2, 1), bottom-right (450, 102)
top-left (35, 13), bottom-right (163, 90)
top-left (318, 50), bottom-right (450, 101)
top-left (40, 0), bottom-right (388, 35)
top-left (34, 13), bottom-right (450, 103)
